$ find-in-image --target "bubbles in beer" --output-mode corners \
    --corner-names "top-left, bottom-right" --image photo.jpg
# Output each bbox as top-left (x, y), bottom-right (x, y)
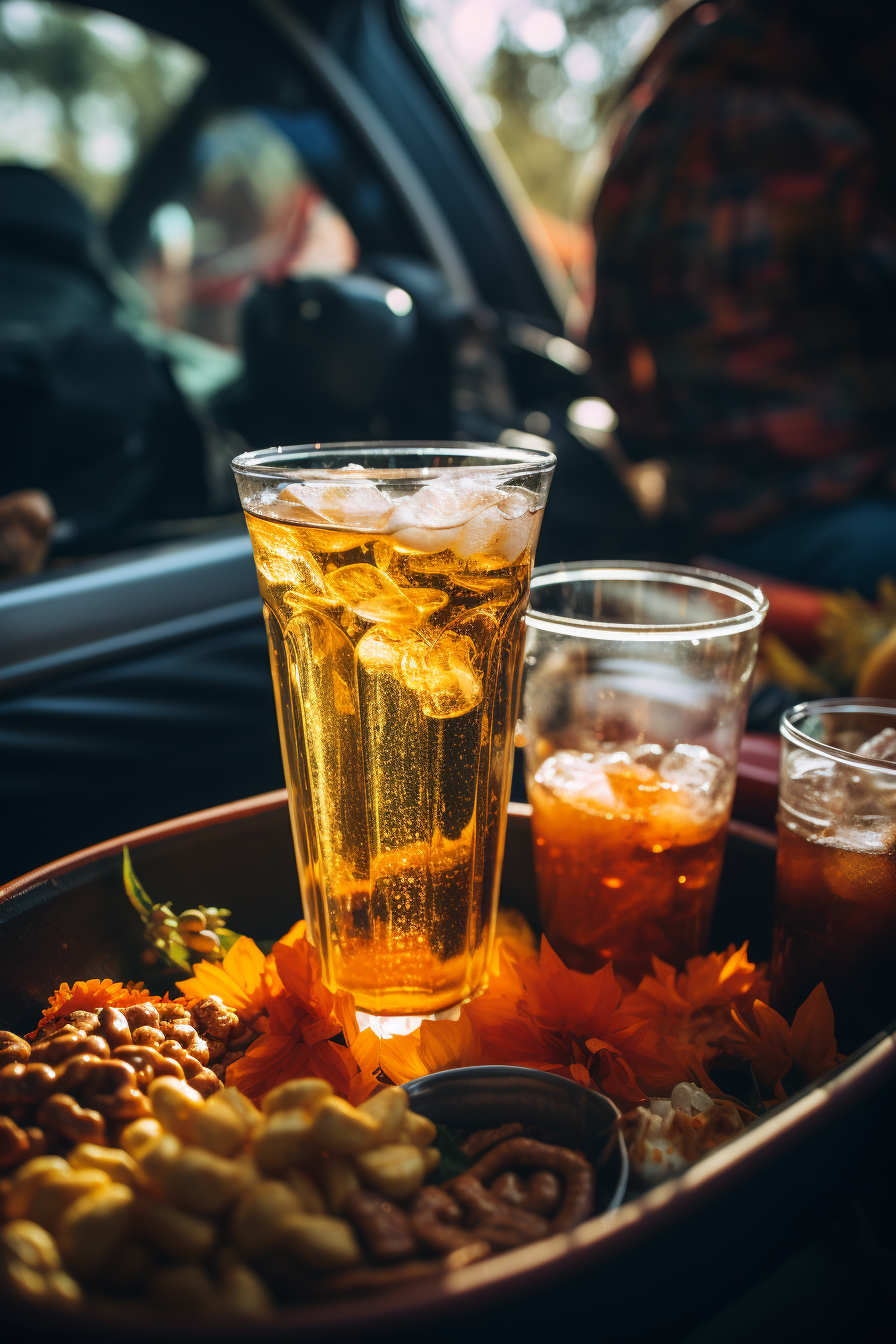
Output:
top-left (244, 471), bottom-right (543, 1015)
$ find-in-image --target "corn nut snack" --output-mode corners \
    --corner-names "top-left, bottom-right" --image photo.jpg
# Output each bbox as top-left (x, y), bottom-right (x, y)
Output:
top-left (1, 1071), bottom-right (601, 1316)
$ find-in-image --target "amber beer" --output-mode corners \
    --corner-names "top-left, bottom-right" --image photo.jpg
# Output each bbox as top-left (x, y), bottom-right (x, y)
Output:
top-left (522, 562), bottom-right (766, 984)
top-left (772, 703), bottom-right (896, 1049)
top-left (528, 748), bottom-right (733, 982)
top-left (234, 447), bottom-right (553, 1017)
top-left (773, 821), bottom-right (896, 1047)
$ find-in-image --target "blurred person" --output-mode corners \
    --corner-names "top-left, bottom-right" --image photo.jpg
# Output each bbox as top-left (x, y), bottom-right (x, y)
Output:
top-left (0, 164), bottom-right (208, 564)
top-left (587, 0), bottom-right (896, 598)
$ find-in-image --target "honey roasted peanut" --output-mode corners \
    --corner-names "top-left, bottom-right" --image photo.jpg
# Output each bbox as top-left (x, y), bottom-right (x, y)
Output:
top-left (36, 1093), bottom-right (106, 1145)
top-left (0, 1033), bottom-right (31, 1067)
top-left (97, 1007), bottom-right (132, 1050)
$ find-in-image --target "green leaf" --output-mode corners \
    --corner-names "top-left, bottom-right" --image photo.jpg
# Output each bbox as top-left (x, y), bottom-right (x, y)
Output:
top-left (122, 846), bottom-right (153, 918)
top-left (165, 939), bottom-right (195, 973)
top-left (216, 928), bottom-right (240, 954)
top-left (428, 1125), bottom-right (471, 1183)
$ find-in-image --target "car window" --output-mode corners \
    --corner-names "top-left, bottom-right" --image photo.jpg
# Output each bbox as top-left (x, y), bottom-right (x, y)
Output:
top-left (0, 1), bottom-right (362, 351)
top-left (404, 0), bottom-right (665, 334)
top-left (0, 0), bottom-right (206, 214)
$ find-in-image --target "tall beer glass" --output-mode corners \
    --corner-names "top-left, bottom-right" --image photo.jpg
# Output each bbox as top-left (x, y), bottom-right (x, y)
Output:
top-left (523, 562), bottom-right (766, 982)
top-left (233, 443), bottom-right (554, 1017)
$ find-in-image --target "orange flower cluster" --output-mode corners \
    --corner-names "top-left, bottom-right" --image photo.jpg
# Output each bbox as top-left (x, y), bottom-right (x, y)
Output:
top-left (36, 922), bottom-right (841, 1114)
top-left (177, 923), bottom-right (379, 1105)
top-left (621, 944), bottom-right (771, 1061)
top-left (378, 935), bottom-right (721, 1110)
top-left (732, 984), bottom-right (844, 1104)
top-left (32, 979), bottom-right (158, 1036)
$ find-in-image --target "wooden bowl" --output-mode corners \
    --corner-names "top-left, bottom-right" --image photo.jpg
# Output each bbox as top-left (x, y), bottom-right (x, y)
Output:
top-left (1, 796), bottom-right (894, 1341)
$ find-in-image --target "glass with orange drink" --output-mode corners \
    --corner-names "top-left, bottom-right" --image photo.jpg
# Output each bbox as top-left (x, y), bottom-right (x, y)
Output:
top-left (232, 443), bottom-right (554, 1019)
top-left (773, 699), bottom-right (896, 1050)
top-left (522, 563), bottom-right (766, 982)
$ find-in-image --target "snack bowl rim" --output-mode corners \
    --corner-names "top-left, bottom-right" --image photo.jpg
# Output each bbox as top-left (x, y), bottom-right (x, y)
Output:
top-left (402, 1063), bottom-right (628, 1211)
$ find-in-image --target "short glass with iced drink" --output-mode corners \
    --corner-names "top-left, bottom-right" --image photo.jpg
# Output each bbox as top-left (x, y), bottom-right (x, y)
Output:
top-left (232, 443), bottom-right (554, 1017)
top-left (773, 699), bottom-right (896, 1049)
top-left (522, 563), bottom-right (766, 982)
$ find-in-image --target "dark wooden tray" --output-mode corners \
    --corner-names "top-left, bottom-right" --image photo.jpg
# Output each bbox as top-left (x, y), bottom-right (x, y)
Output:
top-left (1, 796), bottom-right (894, 1341)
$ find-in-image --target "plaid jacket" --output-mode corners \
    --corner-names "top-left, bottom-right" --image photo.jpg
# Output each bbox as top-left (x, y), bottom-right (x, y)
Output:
top-left (588, 1), bottom-right (896, 540)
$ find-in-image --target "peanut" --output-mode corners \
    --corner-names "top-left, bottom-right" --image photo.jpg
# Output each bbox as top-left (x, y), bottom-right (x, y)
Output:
top-left (311, 1096), bottom-right (380, 1157)
top-left (124, 1002), bottom-right (160, 1032)
top-left (312, 1155), bottom-right (361, 1214)
top-left (145, 1262), bottom-right (216, 1315)
top-left (0, 1115), bottom-right (30, 1170)
top-left (81, 1034), bottom-right (111, 1058)
top-left (135, 1198), bottom-right (216, 1260)
top-left (162, 1146), bottom-right (251, 1215)
top-left (68, 1143), bottom-right (145, 1191)
top-left (3, 1156), bottom-right (71, 1219)
top-left (148, 1076), bottom-right (205, 1138)
top-left (56, 1183), bottom-right (135, 1278)
top-left (1, 1217), bottom-right (60, 1271)
top-left (217, 1260), bottom-right (273, 1315)
top-left (278, 1211), bottom-right (362, 1270)
top-left (27, 1167), bottom-right (112, 1232)
top-left (97, 1006), bottom-right (132, 1049)
top-left (0, 1031), bottom-right (30, 1066)
top-left (36, 1092), bottom-right (106, 1144)
top-left (185, 1065), bottom-right (223, 1098)
top-left (284, 1167), bottom-right (327, 1214)
top-left (103, 1240), bottom-right (153, 1294)
top-left (357, 1085), bottom-right (409, 1143)
top-left (355, 1143), bottom-right (426, 1201)
top-left (0, 1220), bottom-right (81, 1306)
top-left (217, 1086), bottom-right (262, 1133)
top-left (29, 1030), bottom-right (86, 1065)
top-left (401, 1109), bottom-right (438, 1148)
top-left (253, 1108), bottom-right (315, 1175)
top-left (262, 1077), bottom-right (333, 1116)
top-left (230, 1180), bottom-right (302, 1257)
top-left (119, 1117), bottom-right (163, 1161)
top-left (187, 1091), bottom-right (251, 1157)
top-left (138, 1133), bottom-right (182, 1184)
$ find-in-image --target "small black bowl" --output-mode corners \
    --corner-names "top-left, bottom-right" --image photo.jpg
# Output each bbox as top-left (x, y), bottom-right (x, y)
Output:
top-left (403, 1065), bottom-right (628, 1212)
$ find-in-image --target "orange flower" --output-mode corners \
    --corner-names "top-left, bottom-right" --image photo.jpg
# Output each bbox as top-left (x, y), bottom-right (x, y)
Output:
top-left (33, 979), bottom-right (156, 1034)
top-left (377, 935), bottom-right (712, 1110)
top-left (730, 984), bottom-right (843, 1104)
top-left (379, 1014), bottom-right (483, 1085)
top-left (177, 936), bottom-right (269, 1021)
top-left (223, 922), bottom-right (378, 1104)
top-left (621, 943), bottom-right (771, 1060)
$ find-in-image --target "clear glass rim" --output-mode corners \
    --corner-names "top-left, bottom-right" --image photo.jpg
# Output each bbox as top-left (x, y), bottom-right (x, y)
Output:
top-left (781, 697), bottom-right (896, 775)
top-left (231, 440), bottom-right (557, 483)
top-left (527, 560), bottom-right (768, 641)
